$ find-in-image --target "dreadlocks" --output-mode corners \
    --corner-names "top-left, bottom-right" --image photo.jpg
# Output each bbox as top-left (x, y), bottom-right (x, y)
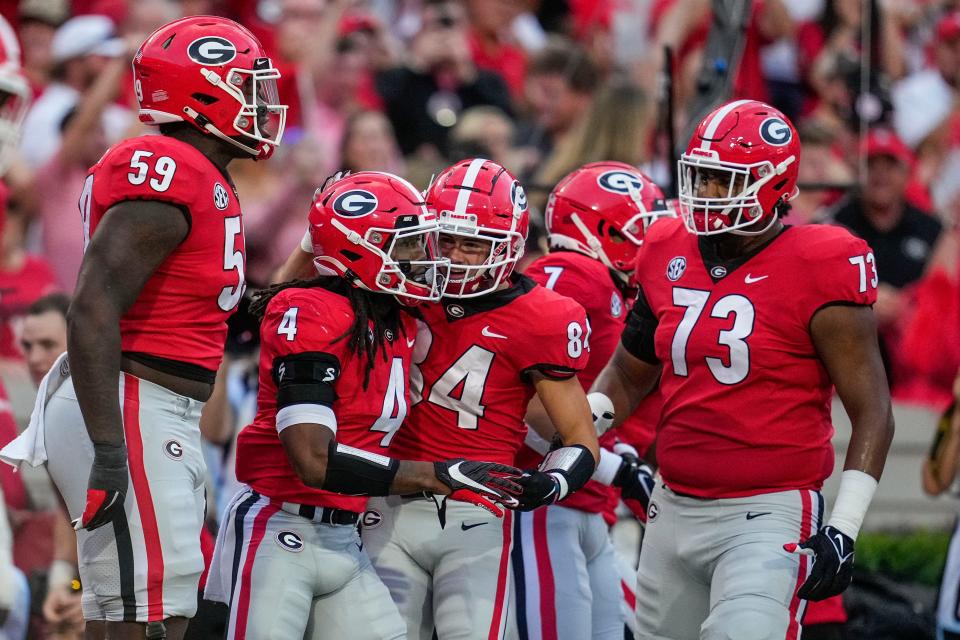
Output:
top-left (250, 276), bottom-right (407, 388)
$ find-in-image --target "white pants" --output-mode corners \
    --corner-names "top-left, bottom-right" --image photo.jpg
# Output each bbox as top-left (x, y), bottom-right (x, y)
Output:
top-left (636, 483), bottom-right (822, 640)
top-left (362, 495), bottom-right (517, 640)
top-left (44, 373), bottom-right (206, 622)
top-left (511, 506), bottom-right (623, 640)
top-left (206, 488), bottom-right (405, 640)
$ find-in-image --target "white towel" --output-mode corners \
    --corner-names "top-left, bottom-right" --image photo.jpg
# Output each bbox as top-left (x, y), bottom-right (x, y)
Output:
top-left (0, 352), bottom-right (69, 469)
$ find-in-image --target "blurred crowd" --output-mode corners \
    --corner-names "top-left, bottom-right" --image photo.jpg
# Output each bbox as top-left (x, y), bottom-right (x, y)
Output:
top-left (0, 0), bottom-right (959, 637)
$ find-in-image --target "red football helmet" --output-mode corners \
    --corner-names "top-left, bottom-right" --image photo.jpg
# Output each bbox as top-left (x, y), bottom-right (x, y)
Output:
top-left (678, 99), bottom-right (800, 235)
top-left (134, 16), bottom-right (287, 160)
top-left (545, 161), bottom-right (673, 277)
top-left (309, 172), bottom-right (448, 305)
top-left (0, 16), bottom-right (29, 175)
top-left (425, 158), bottom-right (529, 298)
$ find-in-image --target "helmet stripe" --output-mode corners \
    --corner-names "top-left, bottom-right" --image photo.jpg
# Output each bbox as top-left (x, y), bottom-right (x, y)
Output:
top-left (699, 99), bottom-right (752, 151)
top-left (454, 157), bottom-right (487, 217)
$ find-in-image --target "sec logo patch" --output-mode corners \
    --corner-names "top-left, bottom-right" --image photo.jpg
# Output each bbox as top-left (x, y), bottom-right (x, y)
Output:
top-left (361, 510), bottom-right (383, 530)
top-left (667, 256), bottom-right (686, 282)
top-left (213, 183), bottom-right (230, 210)
top-left (163, 439), bottom-right (183, 460)
top-left (610, 291), bottom-right (623, 318)
top-left (276, 531), bottom-right (304, 552)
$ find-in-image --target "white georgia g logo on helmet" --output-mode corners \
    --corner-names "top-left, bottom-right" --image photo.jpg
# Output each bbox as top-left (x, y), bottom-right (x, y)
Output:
top-left (597, 170), bottom-right (643, 195)
top-left (759, 117), bottom-right (792, 146)
top-left (187, 36), bottom-right (238, 66)
top-left (332, 190), bottom-right (379, 217)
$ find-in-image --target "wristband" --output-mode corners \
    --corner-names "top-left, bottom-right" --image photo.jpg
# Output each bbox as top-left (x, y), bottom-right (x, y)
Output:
top-left (48, 560), bottom-right (77, 590)
top-left (592, 448), bottom-right (622, 486)
top-left (826, 469), bottom-right (878, 540)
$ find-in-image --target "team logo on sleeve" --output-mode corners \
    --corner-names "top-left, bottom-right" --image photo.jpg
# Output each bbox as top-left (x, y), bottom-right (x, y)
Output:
top-left (666, 256), bottom-right (687, 281)
top-left (163, 439), bottom-right (183, 460)
top-left (187, 36), bottom-right (238, 66)
top-left (759, 117), bottom-right (792, 146)
top-left (598, 170), bottom-right (643, 194)
top-left (213, 183), bottom-right (230, 210)
top-left (610, 292), bottom-right (623, 318)
top-left (333, 190), bottom-right (379, 217)
top-left (276, 531), bottom-right (304, 552)
top-left (510, 181), bottom-right (528, 213)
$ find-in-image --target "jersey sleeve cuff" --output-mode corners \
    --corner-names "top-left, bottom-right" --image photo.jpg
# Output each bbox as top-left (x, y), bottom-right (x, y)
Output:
top-left (276, 404), bottom-right (337, 434)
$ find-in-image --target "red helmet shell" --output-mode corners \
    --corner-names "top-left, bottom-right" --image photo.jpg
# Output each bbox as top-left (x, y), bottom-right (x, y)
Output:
top-left (425, 158), bottom-right (529, 298)
top-left (309, 172), bottom-right (446, 304)
top-left (545, 161), bottom-right (672, 273)
top-left (678, 99), bottom-right (800, 235)
top-left (134, 16), bottom-right (287, 159)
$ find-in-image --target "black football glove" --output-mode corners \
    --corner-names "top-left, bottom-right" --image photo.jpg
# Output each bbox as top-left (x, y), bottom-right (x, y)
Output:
top-left (784, 525), bottom-right (855, 601)
top-left (503, 471), bottom-right (563, 511)
top-left (612, 451), bottom-right (656, 513)
top-left (434, 459), bottom-right (523, 518)
top-left (73, 442), bottom-right (128, 531)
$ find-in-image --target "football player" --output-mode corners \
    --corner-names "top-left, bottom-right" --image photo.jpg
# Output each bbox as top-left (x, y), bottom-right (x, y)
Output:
top-left (8, 17), bottom-right (286, 640)
top-left (589, 99), bottom-right (894, 639)
top-left (204, 172), bottom-right (521, 640)
top-left (360, 159), bottom-right (600, 640)
top-left (512, 161), bottom-right (671, 640)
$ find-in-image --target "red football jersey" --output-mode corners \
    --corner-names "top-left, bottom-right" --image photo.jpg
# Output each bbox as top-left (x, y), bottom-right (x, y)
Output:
top-left (519, 251), bottom-right (658, 513)
top-left (236, 286), bottom-right (416, 511)
top-left (388, 275), bottom-right (589, 466)
top-left (630, 218), bottom-right (877, 498)
top-left (83, 135), bottom-right (246, 372)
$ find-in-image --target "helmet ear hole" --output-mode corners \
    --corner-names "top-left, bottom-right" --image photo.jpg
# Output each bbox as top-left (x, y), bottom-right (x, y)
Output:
top-left (192, 93), bottom-right (218, 105)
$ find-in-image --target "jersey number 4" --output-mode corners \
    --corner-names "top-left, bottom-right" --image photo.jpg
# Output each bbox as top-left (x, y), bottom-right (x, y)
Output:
top-left (671, 287), bottom-right (755, 385)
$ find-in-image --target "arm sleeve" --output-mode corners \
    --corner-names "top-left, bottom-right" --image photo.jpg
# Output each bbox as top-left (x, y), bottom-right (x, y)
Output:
top-left (517, 297), bottom-right (590, 380)
top-left (621, 286), bottom-right (659, 364)
top-left (798, 231), bottom-right (879, 325)
top-left (92, 138), bottom-right (208, 213)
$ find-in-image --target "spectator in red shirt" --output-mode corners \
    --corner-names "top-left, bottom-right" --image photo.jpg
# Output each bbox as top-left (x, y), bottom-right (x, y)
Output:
top-left (465, 0), bottom-right (527, 99)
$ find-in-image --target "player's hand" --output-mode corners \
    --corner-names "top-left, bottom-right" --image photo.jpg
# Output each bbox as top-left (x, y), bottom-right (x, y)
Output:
top-left (434, 460), bottom-right (523, 517)
top-left (612, 450), bottom-right (656, 513)
top-left (43, 584), bottom-right (84, 629)
top-left (74, 442), bottom-right (128, 531)
top-left (784, 525), bottom-right (855, 601)
top-left (505, 471), bottom-right (563, 511)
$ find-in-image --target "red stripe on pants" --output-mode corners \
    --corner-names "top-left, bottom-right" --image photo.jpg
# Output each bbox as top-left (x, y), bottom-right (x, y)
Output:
top-left (233, 503), bottom-right (280, 640)
top-left (488, 510), bottom-right (514, 640)
top-left (122, 375), bottom-right (164, 621)
top-left (533, 508), bottom-right (558, 640)
top-left (621, 579), bottom-right (636, 612)
top-left (786, 491), bottom-right (813, 640)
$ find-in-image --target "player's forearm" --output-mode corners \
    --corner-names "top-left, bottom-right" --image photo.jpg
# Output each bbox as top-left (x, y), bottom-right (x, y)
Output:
top-left (66, 298), bottom-right (125, 445)
top-left (843, 404), bottom-right (894, 481)
top-left (591, 349), bottom-right (659, 431)
top-left (392, 461), bottom-right (447, 495)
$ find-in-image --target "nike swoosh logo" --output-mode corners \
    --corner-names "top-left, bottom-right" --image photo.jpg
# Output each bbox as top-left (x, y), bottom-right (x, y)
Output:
top-left (832, 533), bottom-right (853, 562)
top-left (745, 511), bottom-right (771, 520)
top-left (461, 521), bottom-right (487, 531)
top-left (406, 338), bottom-right (416, 348)
top-left (744, 274), bottom-right (768, 284)
top-left (448, 462), bottom-right (498, 496)
top-left (481, 326), bottom-right (508, 340)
